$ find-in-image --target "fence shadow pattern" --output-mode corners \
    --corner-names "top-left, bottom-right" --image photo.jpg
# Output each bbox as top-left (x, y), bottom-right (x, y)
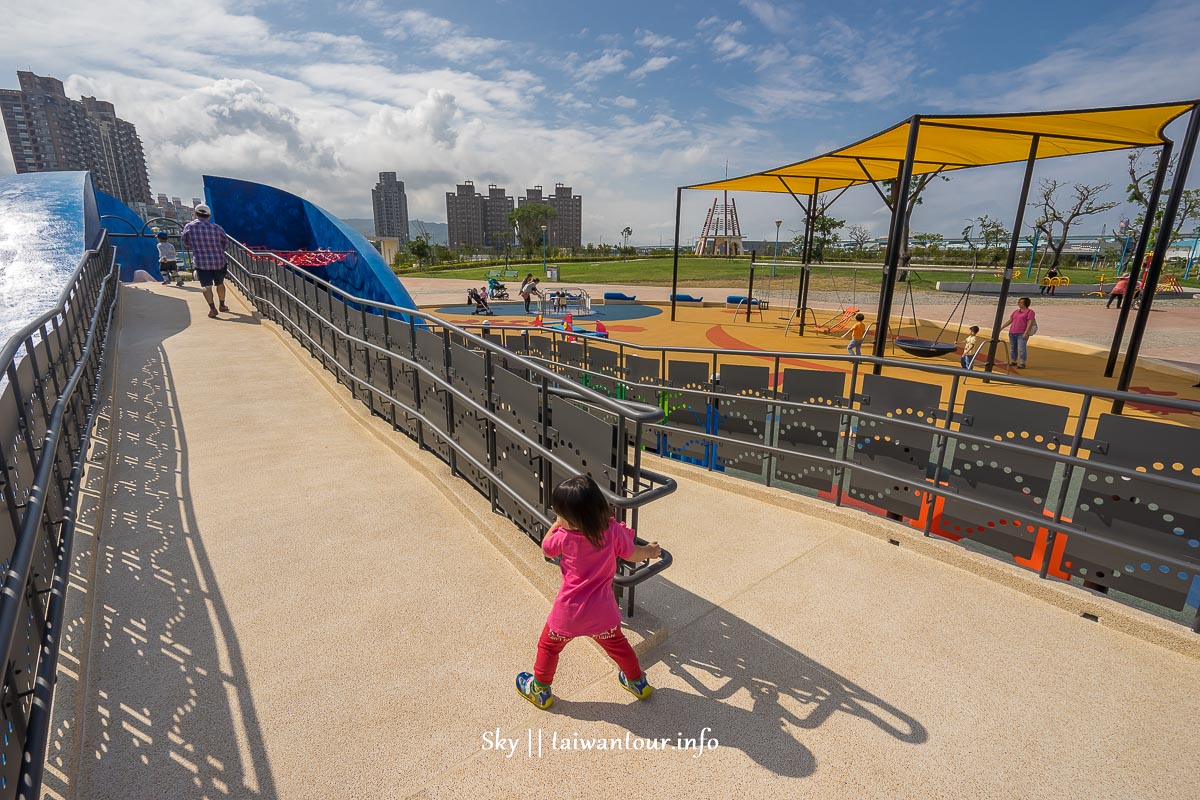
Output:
top-left (474, 326), bottom-right (1200, 630)
top-left (0, 236), bottom-right (118, 797)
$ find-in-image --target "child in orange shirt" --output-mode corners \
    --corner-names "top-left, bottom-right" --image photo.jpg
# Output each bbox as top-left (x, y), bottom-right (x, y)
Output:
top-left (847, 313), bottom-right (867, 356)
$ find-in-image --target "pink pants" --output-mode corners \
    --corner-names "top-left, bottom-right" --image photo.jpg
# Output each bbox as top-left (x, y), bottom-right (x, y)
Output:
top-left (533, 622), bottom-right (642, 685)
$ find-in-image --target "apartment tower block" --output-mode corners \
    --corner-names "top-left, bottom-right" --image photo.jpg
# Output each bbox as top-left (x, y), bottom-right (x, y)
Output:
top-left (0, 71), bottom-right (151, 205)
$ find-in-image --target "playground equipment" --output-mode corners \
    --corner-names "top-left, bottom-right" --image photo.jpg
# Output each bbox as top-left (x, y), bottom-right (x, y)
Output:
top-left (539, 286), bottom-right (594, 317)
top-left (892, 273), bottom-right (977, 359)
top-left (1083, 274), bottom-right (1108, 298)
top-left (695, 196), bottom-right (744, 255)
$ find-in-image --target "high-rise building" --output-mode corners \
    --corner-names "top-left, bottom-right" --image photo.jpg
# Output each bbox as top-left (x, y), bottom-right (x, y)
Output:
top-left (0, 71), bottom-right (152, 205)
top-left (484, 184), bottom-right (514, 248)
top-left (446, 180), bottom-right (514, 250)
top-left (519, 183), bottom-right (582, 249)
top-left (372, 172), bottom-right (409, 242)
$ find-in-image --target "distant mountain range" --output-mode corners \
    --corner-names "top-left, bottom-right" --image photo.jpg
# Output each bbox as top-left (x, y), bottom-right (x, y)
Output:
top-left (341, 218), bottom-right (448, 245)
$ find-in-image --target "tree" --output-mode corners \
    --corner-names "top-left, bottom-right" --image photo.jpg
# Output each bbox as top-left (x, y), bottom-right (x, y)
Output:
top-left (1031, 179), bottom-right (1118, 269)
top-left (790, 192), bottom-right (846, 263)
top-left (507, 203), bottom-right (556, 258)
top-left (911, 232), bottom-right (945, 256)
top-left (881, 171), bottom-right (949, 274)
top-left (1126, 150), bottom-right (1200, 250)
top-left (620, 226), bottom-right (632, 261)
top-left (406, 237), bottom-right (431, 267)
top-left (846, 224), bottom-right (873, 257)
top-left (961, 214), bottom-right (1010, 266)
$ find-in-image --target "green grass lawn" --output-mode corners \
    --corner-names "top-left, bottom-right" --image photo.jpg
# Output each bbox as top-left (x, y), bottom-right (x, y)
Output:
top-left (404, 257), bottom-right (1200, 293)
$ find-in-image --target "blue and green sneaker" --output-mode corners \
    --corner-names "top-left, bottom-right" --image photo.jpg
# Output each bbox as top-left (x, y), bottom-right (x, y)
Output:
top-left (516, 672), bottom-right (553, 709)
top-left (618, 671), bottom-right (653, 700)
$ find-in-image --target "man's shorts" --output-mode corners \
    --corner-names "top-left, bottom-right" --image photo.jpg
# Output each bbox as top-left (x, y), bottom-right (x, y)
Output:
top-left (196, 268), bottom-right (227, 287)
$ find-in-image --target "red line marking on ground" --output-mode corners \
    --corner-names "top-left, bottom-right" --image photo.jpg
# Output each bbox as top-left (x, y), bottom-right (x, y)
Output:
top-left (704, 326), bottom-right (850, 386)
top-left (1126, 386), bottom-right (1200, 417)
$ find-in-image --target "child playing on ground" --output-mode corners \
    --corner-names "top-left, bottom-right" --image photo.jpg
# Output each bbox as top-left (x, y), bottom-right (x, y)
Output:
top-left (516, 475), bottom-right (663, 710)
top-left (156, 231), bottom-right (183, 286)
top-left (847, 313), bottom-right (867, 356)
top-left (960, 325), bottom-right (980, 369)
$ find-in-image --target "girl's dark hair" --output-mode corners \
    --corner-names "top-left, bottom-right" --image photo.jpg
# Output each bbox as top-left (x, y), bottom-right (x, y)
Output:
top-left (552, 475), bottom-right (612, 548)
top-left (1018, 296), bottom-right (1031, 307)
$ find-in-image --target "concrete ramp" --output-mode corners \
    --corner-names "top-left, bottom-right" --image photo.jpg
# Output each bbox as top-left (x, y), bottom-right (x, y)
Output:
top-left (50, 283), bottom-right (1200, 800)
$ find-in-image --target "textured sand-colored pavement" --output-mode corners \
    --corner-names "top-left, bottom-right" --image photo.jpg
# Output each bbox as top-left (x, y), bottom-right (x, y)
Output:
top-left (54, 283), bottom-right (1200, 799)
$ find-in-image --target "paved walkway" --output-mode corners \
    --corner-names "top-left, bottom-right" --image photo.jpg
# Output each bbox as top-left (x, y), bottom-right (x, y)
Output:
top-left (402, 276), bottom-right (1200, 370)
top-left (48, 282), bottom-right (1200, 799)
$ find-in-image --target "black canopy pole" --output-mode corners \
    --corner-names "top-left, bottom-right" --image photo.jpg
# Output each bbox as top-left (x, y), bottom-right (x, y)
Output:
top-left (1105, 141), bottom-right (1172, 377)
top-left (984, 135), bottom-right (1040, 373)
top-left (670, 186), bottom-right (682, 322)
top-left (798, 186), bottom-right (819, 335)
top-left (793, 191), bottom-right (814, 318)
top-left (872, 116), bottom-right (921, 369)
top-left (795, 191), bottom-right (817, 335)
top-left (1115, 104), bottom-right (1200, 408)
top-left (746, 250), bottom-right (757, 322)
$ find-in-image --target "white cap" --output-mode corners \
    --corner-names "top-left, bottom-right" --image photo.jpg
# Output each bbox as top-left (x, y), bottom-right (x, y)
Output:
top-left (194, 203), bottom-right (212, 216)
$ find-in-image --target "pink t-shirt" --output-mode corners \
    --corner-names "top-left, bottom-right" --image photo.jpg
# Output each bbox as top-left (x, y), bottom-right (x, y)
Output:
top-left (1010, 307), bottom-right (1035, 335)
top-left (542, 519), bottom-right (635, 637)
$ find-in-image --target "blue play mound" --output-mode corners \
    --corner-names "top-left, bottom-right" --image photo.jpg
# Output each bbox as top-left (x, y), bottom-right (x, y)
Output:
top-left (203, 175), bottom-right (417, 312)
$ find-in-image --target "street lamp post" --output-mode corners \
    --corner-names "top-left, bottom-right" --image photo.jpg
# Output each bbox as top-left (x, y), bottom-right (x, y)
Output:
top-left (773, 220), bottom-right (782, 277)
top-left (541, 225), bottom-right (548, 275)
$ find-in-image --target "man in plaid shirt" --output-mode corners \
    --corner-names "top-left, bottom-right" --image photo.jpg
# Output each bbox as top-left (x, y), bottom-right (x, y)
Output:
top-left (181, 204), bottom-right (230, 318)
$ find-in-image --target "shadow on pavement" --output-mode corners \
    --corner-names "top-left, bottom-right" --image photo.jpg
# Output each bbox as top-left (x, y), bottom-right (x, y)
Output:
top-left (549, 580), bottom-right (927, 778)
top-left (75, 287), bottom-right (278, 800)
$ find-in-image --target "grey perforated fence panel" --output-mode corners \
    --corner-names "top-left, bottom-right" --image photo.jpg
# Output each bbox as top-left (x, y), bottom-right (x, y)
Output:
top-left (549, 396), bottom-right (619, 493)
top-left (714, 364), bottom-right (772, 476)
top-left (847, 374), bottom-right (941, 518)
top-left (1063, 414), bottom-right (1200, 609)
top-left (661, 360), bottom-right (710, 463)
top-left (585, 344), bottom-right (622, 398)
top-left (935, 392), bottom-right (1069, 559)
top-left (623, 354), bottom-right (661, 451)
top-left (773, 369), bottom-right (847, 494)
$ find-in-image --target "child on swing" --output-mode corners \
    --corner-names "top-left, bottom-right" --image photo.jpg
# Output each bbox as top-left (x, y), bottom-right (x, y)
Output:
top-left (516, 475), bottom-right (663, 709)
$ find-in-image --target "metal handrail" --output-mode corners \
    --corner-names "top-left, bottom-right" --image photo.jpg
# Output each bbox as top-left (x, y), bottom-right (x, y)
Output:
top-left (227, 243), bottom-right (664, 424)
top-left (224, 252), bottom-right (674, 512)
top-left (219, 241), bottom-right (677, 599)
top-left (454, 321), bottom-right (1200, 629)
top-left (17, 249), bottom-right (120, 799)
top-left (533, 358), bottom-right (1200, 496)
top-left (461, 321), bottom-right (1200, 413)
top-left (0, 230), bottom-right (119, 800)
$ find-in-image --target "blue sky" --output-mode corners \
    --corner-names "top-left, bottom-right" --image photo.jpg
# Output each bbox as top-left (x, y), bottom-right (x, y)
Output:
top-left (2, 0), bottom-right (1199, 245)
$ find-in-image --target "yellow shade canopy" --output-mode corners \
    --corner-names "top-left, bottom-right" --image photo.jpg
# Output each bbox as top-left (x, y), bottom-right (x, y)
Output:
top-left (687, 101), bottom-right (1197, 195)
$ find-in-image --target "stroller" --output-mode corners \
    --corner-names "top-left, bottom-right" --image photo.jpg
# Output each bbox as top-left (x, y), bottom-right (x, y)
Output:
top-left (487, 277), bottom-right (509, 300)
top-left (467, 286), bottom-right (494, 316)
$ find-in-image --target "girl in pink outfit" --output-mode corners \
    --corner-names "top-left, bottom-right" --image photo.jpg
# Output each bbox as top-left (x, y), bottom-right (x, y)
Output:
top-left (1000, 296), bottom-right (1036, 369)
top-left (516, 475), bottom-right (662, 709)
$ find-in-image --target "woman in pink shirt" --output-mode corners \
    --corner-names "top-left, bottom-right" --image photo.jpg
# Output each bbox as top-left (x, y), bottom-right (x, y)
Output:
top-left (516, 475), bottom-right (663, 709)
top-left (1000, 296), bottom-right (1036, 369)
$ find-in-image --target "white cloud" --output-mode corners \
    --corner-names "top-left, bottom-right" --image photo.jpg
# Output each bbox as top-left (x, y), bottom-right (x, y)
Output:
top-left (635, 29), bottom-right (677, 50)
top-left (938, 0), bottom-right (1200, 110)
top-left (740, 0), bottom-right (796, 34)
top-left (611, 96), bottom-right (638, 108)
top-left (569, 49), bottom-right (631, 83)
top-left (629, 56), bottom-right (677, 80)
top-left (0, 0), bottom-right (752, 244)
